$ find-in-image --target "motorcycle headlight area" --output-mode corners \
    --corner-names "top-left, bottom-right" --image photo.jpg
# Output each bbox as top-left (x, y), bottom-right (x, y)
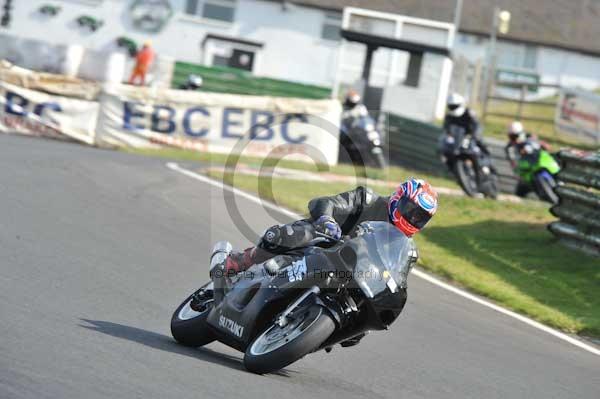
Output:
top-left (354, 265), bottom-right (386, 298)
top-left (367, 131), bottom-right (379, 141)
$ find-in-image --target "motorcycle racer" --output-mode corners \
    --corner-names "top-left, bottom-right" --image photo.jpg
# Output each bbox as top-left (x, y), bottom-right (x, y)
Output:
top-left (504, 121), bottom-right (552, 168)
top-left (504, 121), bottom-right (555, 197)
top-left (442, 93), bottom-right (490, 163)
top-left (224, 178), bottom-right (438, 275)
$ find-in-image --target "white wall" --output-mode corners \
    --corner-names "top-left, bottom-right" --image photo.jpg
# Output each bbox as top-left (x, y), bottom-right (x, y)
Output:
top-left (1, 0), bottom-right (340, 87)
top-left (1, 0), bottom-right (453, 122)
top-left (380, 53), bottom-right (450, 121)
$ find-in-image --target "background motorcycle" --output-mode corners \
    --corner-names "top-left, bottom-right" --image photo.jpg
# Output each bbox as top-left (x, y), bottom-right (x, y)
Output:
top-left (516, 148), bottom-right (561, 204)
top-left (170, 221), bottom-right (415, 374)
top-left (339, 109), bottom-right (387, 169)
top-left (441, 128), bottom-right (498, 199)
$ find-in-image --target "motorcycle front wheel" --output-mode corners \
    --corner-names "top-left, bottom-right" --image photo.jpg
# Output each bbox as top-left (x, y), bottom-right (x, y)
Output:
top-left (372, 150), bottom-right (387, 169)
top-left (533, 171), bottom-right (559, 204)
top-left (244, 305), bottom-right (335, 374)
top-left (171, 285), bottom-right (216, 347)
top-left (480, 171), bottom-right (499, 199)
top-left (455, 159), bottom-right (479, 197)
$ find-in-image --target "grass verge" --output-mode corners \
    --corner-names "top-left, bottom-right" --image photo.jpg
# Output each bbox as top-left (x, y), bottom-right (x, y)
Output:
top-left (208, 169), bottom-right (600, 338)
top-left (124, 147), bottom-right (460, 190)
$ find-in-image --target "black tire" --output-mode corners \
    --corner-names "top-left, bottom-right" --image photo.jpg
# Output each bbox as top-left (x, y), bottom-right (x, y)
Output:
top-left (244, 305), bottom-right (335, 374)
top-left (533, 172), bottom-right (559, 204)
top-left (373, 151), bottom-right (387, 169)
top-left (455, 159), bottom-right (479, 197)
top-left (170, 287), bottom-right (216, 347)
top-left (482, 173), bottom-right (499, 199)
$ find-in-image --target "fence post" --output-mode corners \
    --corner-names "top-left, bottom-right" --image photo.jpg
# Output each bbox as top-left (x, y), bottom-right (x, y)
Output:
top-left (471, 59), bottom-right (483, 106)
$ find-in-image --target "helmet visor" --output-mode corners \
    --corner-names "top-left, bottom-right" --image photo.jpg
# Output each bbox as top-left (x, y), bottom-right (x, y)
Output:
top-left (447, 104), bottom-right (461, 111)
top-left (397, 197), bottom-right (432, 229)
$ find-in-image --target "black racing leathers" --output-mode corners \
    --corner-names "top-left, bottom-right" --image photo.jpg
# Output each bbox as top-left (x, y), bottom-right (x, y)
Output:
top-left (443, 108), bottom-right (490, 155)
top-left (251, 186), bottom-right (390, 264)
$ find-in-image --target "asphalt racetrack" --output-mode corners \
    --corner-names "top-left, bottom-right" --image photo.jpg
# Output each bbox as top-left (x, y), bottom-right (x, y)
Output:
top-left (1, 134), bottom-right (598, 399)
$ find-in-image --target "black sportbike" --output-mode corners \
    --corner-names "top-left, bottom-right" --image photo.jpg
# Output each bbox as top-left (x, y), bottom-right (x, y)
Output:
top-left (339, 109), bottom-right (386, 169)
top-left (171, 221), bottom-right (416, 374)
top-left (441, 127), bottom-right (498, 199)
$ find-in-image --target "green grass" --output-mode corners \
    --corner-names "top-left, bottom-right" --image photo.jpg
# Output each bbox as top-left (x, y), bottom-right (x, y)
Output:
top-left (208, 170), bottom-right (600, 337)
top-left (124, 147), bottom-right (460, 190)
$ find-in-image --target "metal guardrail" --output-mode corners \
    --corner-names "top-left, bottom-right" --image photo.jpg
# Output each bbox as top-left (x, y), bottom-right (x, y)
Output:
top-left (548, 151), bottom-right (600, 256)
top-left (386, 114), bottom-right (442, 173)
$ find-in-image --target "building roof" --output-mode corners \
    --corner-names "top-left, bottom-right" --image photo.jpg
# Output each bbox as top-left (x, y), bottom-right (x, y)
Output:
top-left (282, 0), bottom-right (600, 56)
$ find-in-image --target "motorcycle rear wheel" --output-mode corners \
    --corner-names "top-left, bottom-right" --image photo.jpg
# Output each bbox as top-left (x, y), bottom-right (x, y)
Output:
top-left (170, 286), bottom-right (216, 347)
top-left (244, 305), bottom-right (335, 374)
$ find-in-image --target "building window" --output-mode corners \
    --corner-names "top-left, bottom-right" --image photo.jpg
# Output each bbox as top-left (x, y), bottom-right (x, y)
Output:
top-left (203, 35), bottom-right (263, 73)
top-left (186, 0), bottom-right (236, 23)
top-left (497, 42), bottom-right (537, 70)
top-left (404, 52), bottom-right (423, 87)
top-left (321, 12), bottom-right (342, 41)
top-left (523, 45), bottom-right (537, 69)
top-left (215, 49), bottom-right (255, 71)
top-left (458, 34), bottom-right (471, 44)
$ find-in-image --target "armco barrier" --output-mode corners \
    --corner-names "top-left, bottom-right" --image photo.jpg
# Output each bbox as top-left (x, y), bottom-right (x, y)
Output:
top-left (386, 113), bottom-right (519, 193)
top-left (548, 151), bottom-right (600, 256)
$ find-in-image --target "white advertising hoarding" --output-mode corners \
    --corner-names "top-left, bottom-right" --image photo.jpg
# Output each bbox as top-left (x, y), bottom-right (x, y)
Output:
top-left (96, 85), bottom-right (341, 164)
top-left (555, 88), bottom-right (600, 145)
top-left (0, 81), bottom-right (98, 144)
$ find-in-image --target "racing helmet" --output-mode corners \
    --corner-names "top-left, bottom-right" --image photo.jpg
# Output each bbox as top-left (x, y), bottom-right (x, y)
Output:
top-left (388, 179), bottom-right (438, 237)
top-left (507, 121), bottom-right (526, 142)
top-left (187, 74), bottom-right (203, 89)
top-left (344, 89), bottom-right (362, 109)
top-left (447, 93), bottom-right (466, 117)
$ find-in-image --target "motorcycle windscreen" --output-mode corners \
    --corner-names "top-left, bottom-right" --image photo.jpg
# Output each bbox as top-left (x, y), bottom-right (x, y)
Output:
top-left (351, 222), bottom-right (417, 298)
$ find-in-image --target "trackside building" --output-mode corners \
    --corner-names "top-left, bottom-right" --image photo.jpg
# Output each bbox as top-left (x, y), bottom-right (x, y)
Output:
top-left (1, 0), bottom-right (599, 121)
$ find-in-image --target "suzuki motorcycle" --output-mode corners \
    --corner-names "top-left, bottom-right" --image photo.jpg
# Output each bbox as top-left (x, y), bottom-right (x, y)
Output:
top-left (516, 148), bottom-right (561, 204)
top-left (340, 108), bottom-right (386, 169)
top-left (171, 221), bottom-right (416, 374)
top-left (441, 128), bottom-right (498, 199)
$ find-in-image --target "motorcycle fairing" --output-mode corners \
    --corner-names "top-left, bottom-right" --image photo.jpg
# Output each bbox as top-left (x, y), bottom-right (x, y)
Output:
top-left (206, 251), bottom-right (338, 350)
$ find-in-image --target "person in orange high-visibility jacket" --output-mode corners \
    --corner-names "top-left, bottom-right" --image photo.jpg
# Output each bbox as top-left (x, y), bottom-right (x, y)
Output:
top-left (129, 40), bottom-right (155, 86)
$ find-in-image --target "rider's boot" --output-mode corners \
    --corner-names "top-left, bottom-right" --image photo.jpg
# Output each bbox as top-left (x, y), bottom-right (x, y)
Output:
top-left (224, 247), bottom-right (256, 276)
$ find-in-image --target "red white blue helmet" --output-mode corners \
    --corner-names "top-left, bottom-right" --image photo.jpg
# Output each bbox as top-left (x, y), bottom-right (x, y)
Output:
top-left (388, 178), bottom-right (438, 236)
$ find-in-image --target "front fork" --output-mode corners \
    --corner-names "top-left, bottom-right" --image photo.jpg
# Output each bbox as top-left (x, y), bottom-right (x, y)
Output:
top-left (209, 241), bottom-right (233, 304)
